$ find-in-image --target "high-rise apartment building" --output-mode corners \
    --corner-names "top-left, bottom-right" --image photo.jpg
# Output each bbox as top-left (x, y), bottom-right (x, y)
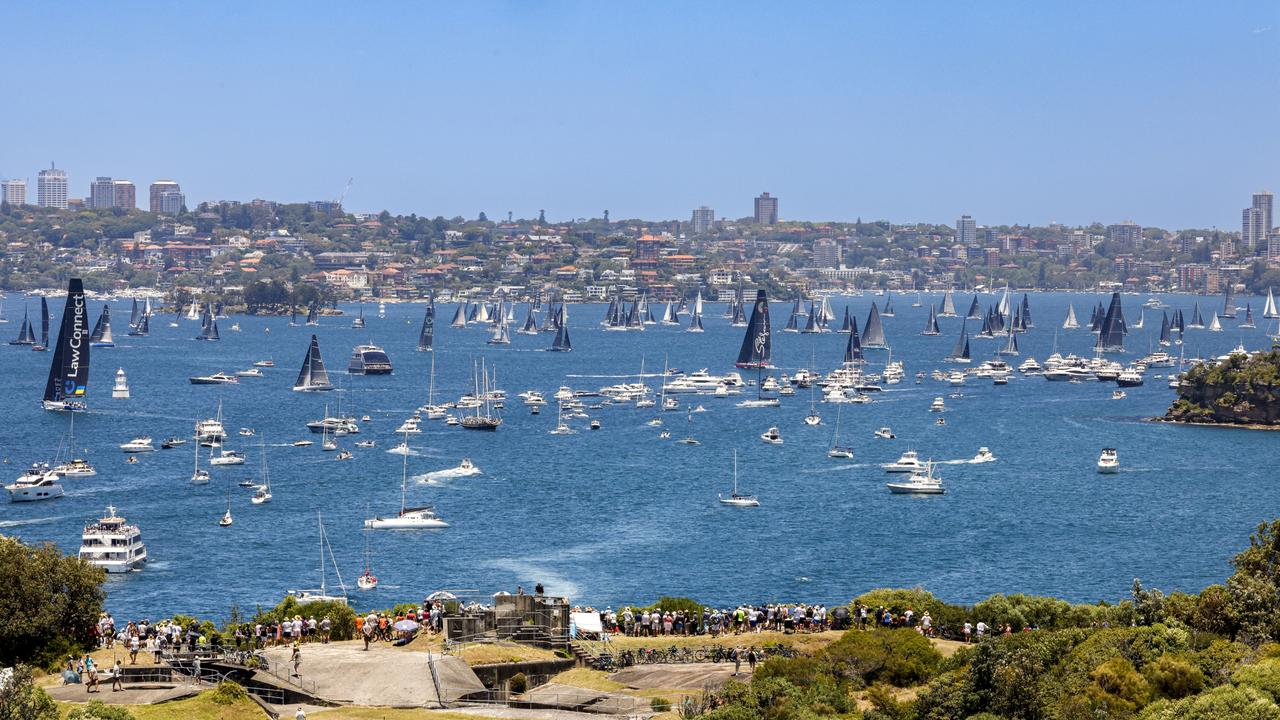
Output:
top-left (112, 180), bottom-right (136, 210)
top-left (149, 180), bottom-right (181, 213)
top-left (690, 206), bottom-right (714, 234)
top-left (157, 190), bottom-right (185, 215)
top-left (1107, 221), bottom-right (1143, 249)
top-left (37, 164), bottom-right (68, 208)
top-left (956, 214), bottom-right (976, 246)
top-left (89, 177), bottom-right (115, 209)
top-left (753, 192), bottom-right (778, 225)
top-left (1243, 191), bottom-right (1274, 252)
top-left (812, 238), bottom-right (841, 268)
top-left (1, 179), bottom-right (27, 206)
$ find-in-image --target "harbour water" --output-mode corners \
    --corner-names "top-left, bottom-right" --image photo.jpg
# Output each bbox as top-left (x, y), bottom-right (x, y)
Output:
top-left (2, 292), bottom-right (1278, 619)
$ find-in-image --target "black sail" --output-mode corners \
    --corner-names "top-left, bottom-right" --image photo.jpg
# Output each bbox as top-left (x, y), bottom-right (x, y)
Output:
top-left (734, 289), bottom-right (772, 368)
top-left (43, 278), bottom-right (90, 406)
top-left (966, 295), bottom-right (981, 319)
top-left (843, 315), bottom-right (863, 365)
top-left (550, 307), bottom-right (572, 351)
top-left (418, 298), bottom-right (435, 351)
top-left (862, 302), bottom-right (887, 348)
top-left (39, 296), bottom-right (49, 347)
top-left (1097, 292), bottom-right (1127, 352)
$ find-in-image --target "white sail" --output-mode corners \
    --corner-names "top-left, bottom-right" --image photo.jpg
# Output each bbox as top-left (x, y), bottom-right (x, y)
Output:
top-left (1208, 313), bottom-right (1222, 332)
top-left (1266, 288), bottom-right (1278, 319)
top-left (1063, 304), bottom-right (1079, 329)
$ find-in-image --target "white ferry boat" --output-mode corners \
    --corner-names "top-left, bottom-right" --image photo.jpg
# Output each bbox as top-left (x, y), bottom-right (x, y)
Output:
top-left (79, 506), bottom-right (147, 573)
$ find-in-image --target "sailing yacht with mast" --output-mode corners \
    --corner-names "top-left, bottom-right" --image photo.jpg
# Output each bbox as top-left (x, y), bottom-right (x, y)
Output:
top-left (32, 296), bottom-right (49, 351)
top-left (88, 305), bottom-right (115, 348)
top-left (191, 430), bottom-right (210, 484)
top-left (686, 291), bottom-right (705, 333)
top-left (293, 335), bottom-right (334, 391)
top-left (827, 404), bottom-right (853, 459)
top-left (9, 305), bottom-right (36, 345)
top-left (1063, 304), bottom-right (1079, 329)
top-left (357, 530), bottom-right (378, 590)
top-left (289, 513), bottom-right (349, 605)
top-left (1265, 288), bottom-right (1279, 319)
top-left (42, 279), bottom-right (91, 412)
top-left (418, 298), bottom-right (436, 350)
top-left (717, 451), bottom-right (759, 507)
top-left (547, 306), bottom-right (572, 351)
top-left (365, 434), bottom-right (449, 529)
top-left (734, 290), bottom-right (779, 407)
top-left (251, 437), bottom-right (272, 504)
top-left (459, 359), bottom-right (502, 430)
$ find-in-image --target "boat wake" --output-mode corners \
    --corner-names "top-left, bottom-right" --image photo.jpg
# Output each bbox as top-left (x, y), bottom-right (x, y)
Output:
top-left (417, 466), bottom-right (482, 482)
top-left (0, 515), bottom-right (66, 528)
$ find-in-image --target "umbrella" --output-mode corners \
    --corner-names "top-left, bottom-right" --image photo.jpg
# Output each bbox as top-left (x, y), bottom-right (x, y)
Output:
top-left (426, 591), bottom-right (457, 601)
top-left (394, 619), bottom-right (420, 632)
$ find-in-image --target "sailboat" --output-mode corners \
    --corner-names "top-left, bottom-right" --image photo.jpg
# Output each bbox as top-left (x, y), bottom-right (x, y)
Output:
top-left (418, 298), bottom-right (435, 351)
top-left (293, 335), bottom-right (334, 391)
top-left (827, 404), bottom-right (853, 458)
top-left (862, 302), bottom-right (888, 349)
top-left (451, 303), bottom-right (467, 329)
top-left (1188, 303), bottom-right (1205, 329)
top-left (185, 299), bottom-right (201, 321)
top-left (352, 303), bottom-right (366, 329)
top-left (947, 321), bottom-right (971, 363)
top-left (996, 325), bottom-right (1020, 356)
top-left (801, 301), bottom-right (822, 334)
top-left (912, 292), bottom-right (923, 308)
top-left (686, 291), bottom-right (705, 333)
top-left (1063, 304), bottom-right (1079, 329)
top-left (365, 433), bottom-right (449, 529)
top-left (219, 483), bottom-right (233, 527)
top-left (517, 304), bottom-right (539, 335)
top-left (288, 512), bottom-right (349, 605)
top-left (660, 302), bottom-right (679, 326)
top-left (486, 317), bottom-right (511, 345)
top-left (42, 279), bottom-right (91, 412)
top-left (32, 297), bottom-right (49, 351)
top-left (843, 315), bottom-right (864, 366)
top-left (195, 305), bottom-right (220, 341)
top-left (734, 290), bottom-right (779, 407)
top-left (126, 310), bottom-right (150, 337)
top-left (921, 304), bottom-right (940, 336)
top-left (548, 306), bottom-right (572, 352)
top-left (881, 292), bottom-right (895, 317)
top-left (305, 302), bottom-right (320, 326)
top-left (1265, 288), bottom-right (1278, 319)
top-left (1208, 313), bottom-right (1222, 332)
top-left (378, 301), bottom-right (386, 319)
top-left (357, 530), bottom-right (378, 590)
top-left (717, 450), bottom-right (759, 507)
top-left (1220, 285), bottom-right (1237, 319)
top-left (966, 295), bottom-right (981, 320)
top-left (939, 288), bottom-right (958, 317)
top-left (1241, 304), bottom-right (1256, 329)
top-left (459, 359), bottom-right (501, 430)
top-left (8, 306), bottom-right (36, 345)
top-left (676, 407), bottom-right (700, 445)
top-left (1159, 312), bottom-right (1173, 347)
top-left (51, 413), bottom-right (95, 477)
top-left (839, 307), bottom-right (854, 333)
top-left (251, 437), bottom-right (272, 504)
top-left (1096, 292), bottom-right (1128, 351)
top-left (191, 429), bottom-right (210, 484)
top-left (1132, 309), bottom-right (1144, 330)
top-left (128, 298), bottom-right (141, 330)
top-left (88, 305), bottom-right (114, 348)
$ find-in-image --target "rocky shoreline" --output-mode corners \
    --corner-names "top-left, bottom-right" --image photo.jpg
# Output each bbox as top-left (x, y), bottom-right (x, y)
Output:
top-left (1160, 349), bottom-right (1280, 427)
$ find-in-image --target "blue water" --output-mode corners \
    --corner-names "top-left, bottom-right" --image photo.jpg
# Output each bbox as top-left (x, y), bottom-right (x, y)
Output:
top-left (1, 292), bottom-right (1277, 620)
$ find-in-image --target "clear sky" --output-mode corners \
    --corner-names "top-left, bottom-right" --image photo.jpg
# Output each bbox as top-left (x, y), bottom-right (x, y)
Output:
top-left (1, 1), bottom-right (1276, 228)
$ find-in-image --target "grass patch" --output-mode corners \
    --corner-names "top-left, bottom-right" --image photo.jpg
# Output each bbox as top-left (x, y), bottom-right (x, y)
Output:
top-left (549, 667), bottom-right (626, 692)
top-left (311, 710), bottom-right (516, 719)
top-left (56, 691), bottom-right (261, 720)
top-left (455, 641), bottom-right (559, 666)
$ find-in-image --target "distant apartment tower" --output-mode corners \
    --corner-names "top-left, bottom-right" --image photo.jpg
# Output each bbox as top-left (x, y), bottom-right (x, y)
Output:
top-left (956, 214), bottom-right (977, 246)
top-left (149, 180), bottom-right (181, 213)
top-left (690, 206), bottom-right (714, 234)
top-left (1, 179), bottom-right (27, 206)
top-left (89, 177), bottom-right (115, 209)
top-left (37, 164), bottom-right (68, 208)
top-left (753, 192), bottom-right (778, 225)
top-left (1243, 191), bottom-right (1274, 252)
top-left (157, 190), bottom-right (185, 215)
top-left (112, 180), bottom-right (136, 210)
top-left (1107, 221), bottom-right (1143, 249)
top-left (812, 238), bottom-right (841, 268)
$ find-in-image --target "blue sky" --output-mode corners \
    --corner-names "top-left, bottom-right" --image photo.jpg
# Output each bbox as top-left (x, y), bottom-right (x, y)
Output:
top-left (1, 1), bottom-right (1276, 228)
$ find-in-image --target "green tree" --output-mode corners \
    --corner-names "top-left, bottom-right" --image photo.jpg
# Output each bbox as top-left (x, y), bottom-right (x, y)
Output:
top-left (0, 665), bottom-right (58, 720)
top-left (0, 537), bottom-right (105, 666)
top-left (66, 700), bottom-right (136, 719)
top-left (1228, 519), bottom-right (1280, 645)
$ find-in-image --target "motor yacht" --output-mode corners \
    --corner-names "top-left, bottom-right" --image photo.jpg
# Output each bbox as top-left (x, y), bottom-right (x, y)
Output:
top-left (887, 461), bottom-right (946, 494)
top-left (759, 426), bottom-right (784, 445)
top-left (1097, 448), bottom-right (1119, 474)
top-left (307, 416), bottom-right (360, 434)
top-left (79, 506), bottom-right (146, 572)
top-left (874, 427), bottom-right (895, 439)
top-left (253, 359), bottom-right (275, 368)
top-left (929, 397), bottom-right (946, 412)
top-left (972, 447), bottom-right (996, 463)
top-left (347, 344), bottom-right (394, 375)
top-left (1018, 357), bottom-right (1043, 375)
top-left (1115, 368), bottom-right (1144, 388)
top-left (119, 436), bottom-right (155, 453)
top-left (5, 465), bottom-right (64, 502)
top-left (292, 439), bottom-right (314, 447)
top-left (420, 458), bottom-right (481, 481)
top-left (881, 450), bottom-right (926, 473)
top-left (189, 372), bottom-right (239, 385)
top-left (947, 371), bottom-right (966, 386)
top-left (209, 450), bottom-right (246, 466)
top-left (235, 368), bottom-right (265, 378)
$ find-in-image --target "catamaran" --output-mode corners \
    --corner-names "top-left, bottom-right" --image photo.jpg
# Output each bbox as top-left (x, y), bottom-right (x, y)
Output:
top-left (366, 433), bottom-right (449, 529)
top-left (718, 450), bottom-right (759, 507)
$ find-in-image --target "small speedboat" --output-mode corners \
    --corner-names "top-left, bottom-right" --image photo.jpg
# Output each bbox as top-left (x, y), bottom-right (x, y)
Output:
top-left (1112, 390), bottom-right (1127, 400)
top-left (659, 430), bottom-right (671, 439)
top-left (971, 447), bottom-right (996, 463)
top-left (235, 368), bottom-right (264, 378)
top-left (355, 440), bottom-right (376, 448)
top-left (760, 427), bottom-right (784, 445)
top-left (929, 397), bottom-right (945, 412)
top-left (881, 450), bottom-right (925, 473)
top-left (874, 427), bottom-right (895, 439)
top-left (1097, 448), bottom-right (1119, 474)
top-left (292, 440), bottom-right (314, 447)
top-left (692, 405), bottom-right (707, 413)
top-left (420, 458), bottom-right (481, 481)
top-left (252, 359), bottom-right (275, 368)
top-left (936, 418), bottom-right (946, 426)
top-left (161, 437), bottom-right (187, 449)
top-left (646, 418), bottom-right (663, 427)
top-left (361, 415), bottom-right (372, 422)
top-left (239, 428), bottom-right (255, 437)
top-left (887, 461), bottom-right (946, 495)
top-left (336, 450), bottom-right (353, 461)
top-left (238, 479), bottom-right (257, 488)
top-left (590, 419), bottom-right (601, 430)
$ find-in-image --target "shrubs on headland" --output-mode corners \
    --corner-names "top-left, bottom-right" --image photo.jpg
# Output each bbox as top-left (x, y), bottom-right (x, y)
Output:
top-left (703, 519), bottom-right (1280, 720)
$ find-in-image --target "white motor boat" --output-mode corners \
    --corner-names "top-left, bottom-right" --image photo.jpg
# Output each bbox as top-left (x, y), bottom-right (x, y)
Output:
top-left (874, 427), bottom-right (895, 439)
top-left (355, 440), bottom-right (376, 448)
top-left (1113, 390), bottom-right (1127, 400)
top-left (929, 397), bottom-right (946, 412)
top-left (239, 428), bottom-right (255, 437)
top-left (6, 465), bottom-right (64, 502)
top-left (235, 368), bottom-right (265, 378)
top-left (804, 413), bottom-right (822, 426)
top-left (717, 451), bottom-right (759, 507)
top-left (420, 458), bottom-right (481, 482)
top-left (119, 436), bottom-right (155, 453)
top-left (881, 450), bottom-right (926, 473)
top-left (1097, 448), bottom-right (1119, 474)
top-left (887, 461), bottom-right (946, 494)
top-left (947, 371), bottom-right (966, 386)
top-left (189, 371), bottom-right (239, 385)
top-left (79, 506), bottom-right (147, 572)
top-left (387, 441), bottom-right (411, 455)
top-left (759, 426), bottom-right (784, 445)
top-left (253, 359), bottom-right (275, 368)
top-left (971, 447), bottom-right (996, 463)
top-left (336, 450), bottom-right (353, 461)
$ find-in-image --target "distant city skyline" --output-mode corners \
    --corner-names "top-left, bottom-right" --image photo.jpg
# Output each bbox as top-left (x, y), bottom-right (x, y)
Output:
top-left (0, 3), bottom-right (1276, 227)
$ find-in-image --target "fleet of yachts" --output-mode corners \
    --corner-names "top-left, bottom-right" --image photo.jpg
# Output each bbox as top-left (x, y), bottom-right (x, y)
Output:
top-left (6, 280), bottom-right (1274, 582)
